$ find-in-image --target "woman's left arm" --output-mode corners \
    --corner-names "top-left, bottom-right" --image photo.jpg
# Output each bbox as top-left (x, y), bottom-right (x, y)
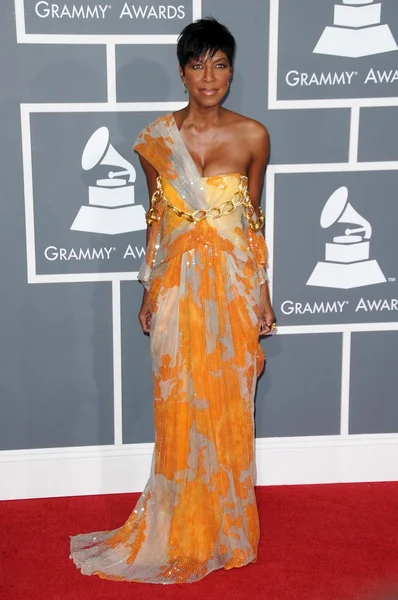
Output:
top-left (247, 122), bottom-right (276, 335)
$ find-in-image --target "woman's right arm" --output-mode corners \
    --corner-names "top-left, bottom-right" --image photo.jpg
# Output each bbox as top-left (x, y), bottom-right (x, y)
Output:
top-left (137, 154), bottom-right (160, 334)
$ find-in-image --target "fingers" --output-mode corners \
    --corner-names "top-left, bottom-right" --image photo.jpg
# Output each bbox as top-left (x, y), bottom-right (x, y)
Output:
top-left (139, 320), bottom-right (150, 333)
top-left (259, 317), bottom-right (276, 336)
top-left (138, 312), bottom-right (151, 333)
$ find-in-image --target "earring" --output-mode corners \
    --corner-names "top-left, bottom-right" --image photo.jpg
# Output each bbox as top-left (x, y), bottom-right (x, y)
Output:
top-left (183, 83), bottom-right (188, 93)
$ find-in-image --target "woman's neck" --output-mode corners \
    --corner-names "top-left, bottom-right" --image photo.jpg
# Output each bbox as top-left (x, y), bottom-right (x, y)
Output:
top-left (180, 102), bottom-right (224, 130)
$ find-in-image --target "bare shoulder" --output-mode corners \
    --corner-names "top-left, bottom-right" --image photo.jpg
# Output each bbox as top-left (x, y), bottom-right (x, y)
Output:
top-left (223, 109), bottom-right (269, 141)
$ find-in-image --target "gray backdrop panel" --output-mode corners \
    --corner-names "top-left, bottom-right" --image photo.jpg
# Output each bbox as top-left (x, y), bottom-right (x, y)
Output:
top-left (121, 281), bottom-right (154, 444)
top-left (256, 333), bottom-right (342, 437)
top-left (30, 111), bottom-right (171, 277)
top-left (25, 1), bottom-right (194, 35)
top-left (349, 331), bottom-right (398, 434)
top-left (277, 0), bottom-right (398, 101)
top-left (273, 171), bottom-right (398, 327)
top-left (265, 109), bottom-right (350, 165)
top-left (1, 1), bottom-right (106, 104)
top-left (359, 107), bottom-right (398, 162)
top-left (116, 45), bottom-right (186, 103)
top-left (0, 283), bottom-right (114, 450)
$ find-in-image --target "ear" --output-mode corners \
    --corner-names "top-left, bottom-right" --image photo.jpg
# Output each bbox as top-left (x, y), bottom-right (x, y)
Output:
top-left (178, 65), bottom-right (185, 81)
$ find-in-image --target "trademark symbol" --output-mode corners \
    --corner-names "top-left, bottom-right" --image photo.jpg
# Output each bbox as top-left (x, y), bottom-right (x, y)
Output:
top-left (388, 277), bottom-right (396, 283)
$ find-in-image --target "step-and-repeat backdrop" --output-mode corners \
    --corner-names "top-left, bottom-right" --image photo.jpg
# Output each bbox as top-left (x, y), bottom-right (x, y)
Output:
top-left (1, 0), bottom-right (398, 498)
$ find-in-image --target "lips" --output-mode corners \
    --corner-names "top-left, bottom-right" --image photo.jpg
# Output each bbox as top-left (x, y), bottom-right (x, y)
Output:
top-left (199, 89), bottom-right (218, 95)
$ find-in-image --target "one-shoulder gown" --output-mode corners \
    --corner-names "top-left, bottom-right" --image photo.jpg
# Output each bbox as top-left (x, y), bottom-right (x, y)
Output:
top-left (70, 114), bottom-right (268, 584)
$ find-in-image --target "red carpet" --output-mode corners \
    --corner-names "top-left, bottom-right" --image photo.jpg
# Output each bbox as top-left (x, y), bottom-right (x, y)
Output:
top-left (1, 483), bottom-right (398, 600)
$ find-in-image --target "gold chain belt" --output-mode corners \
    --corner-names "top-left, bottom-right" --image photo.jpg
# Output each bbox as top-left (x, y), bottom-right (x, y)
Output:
top-left (145, 176), bottom-right (264, 231)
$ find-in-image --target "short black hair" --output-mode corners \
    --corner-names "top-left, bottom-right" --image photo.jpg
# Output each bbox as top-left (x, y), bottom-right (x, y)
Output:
top-left (177, 18), bottom-right (236, 72)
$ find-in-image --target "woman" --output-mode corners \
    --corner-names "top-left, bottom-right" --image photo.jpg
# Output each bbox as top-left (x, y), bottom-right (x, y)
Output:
top-left (70, 17), bottom-right (275, 584)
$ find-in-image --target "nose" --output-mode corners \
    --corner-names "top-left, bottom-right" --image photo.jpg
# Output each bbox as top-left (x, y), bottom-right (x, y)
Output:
top-left (202, 64), bottom-right (215, 82)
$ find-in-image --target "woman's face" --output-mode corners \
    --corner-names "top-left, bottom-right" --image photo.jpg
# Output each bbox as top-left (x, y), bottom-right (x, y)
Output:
top-left (180, 50), bottom-right (232, 106)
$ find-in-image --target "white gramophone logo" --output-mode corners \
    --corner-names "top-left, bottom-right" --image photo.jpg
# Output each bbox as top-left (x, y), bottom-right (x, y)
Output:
top-left (307, 186), bottom-right (386, 289)
top-left (313, 0), bottom-right (398, 58)
top-left (71, 126), bottom-right (146, 235)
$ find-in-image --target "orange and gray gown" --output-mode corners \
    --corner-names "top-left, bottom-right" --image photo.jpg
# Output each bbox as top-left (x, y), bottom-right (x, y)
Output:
top-left (70, 114), bottom-right (268, 584)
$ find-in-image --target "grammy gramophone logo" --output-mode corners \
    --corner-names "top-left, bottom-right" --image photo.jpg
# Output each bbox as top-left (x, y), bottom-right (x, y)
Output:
top-left (313, 0), bottom-right (398, 58)
top-left (307, 186), bottom-right (386, 290)
top-left (71, 126), bottom-right (146, 235)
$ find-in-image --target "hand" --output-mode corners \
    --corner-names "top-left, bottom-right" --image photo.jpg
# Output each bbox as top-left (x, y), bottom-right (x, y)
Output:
top-left (258, 284), bottom-right (276, 336)
top-left (259, 305), bottom-right (276, 335)
top-left (138, 295), bottom-right (152, 333)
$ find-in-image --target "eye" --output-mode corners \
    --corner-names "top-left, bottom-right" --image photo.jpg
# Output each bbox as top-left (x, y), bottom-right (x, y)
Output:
top-left (190, 63), bottom-right (203, 69)
top-left (215, 63), bottom-right (227, 69)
